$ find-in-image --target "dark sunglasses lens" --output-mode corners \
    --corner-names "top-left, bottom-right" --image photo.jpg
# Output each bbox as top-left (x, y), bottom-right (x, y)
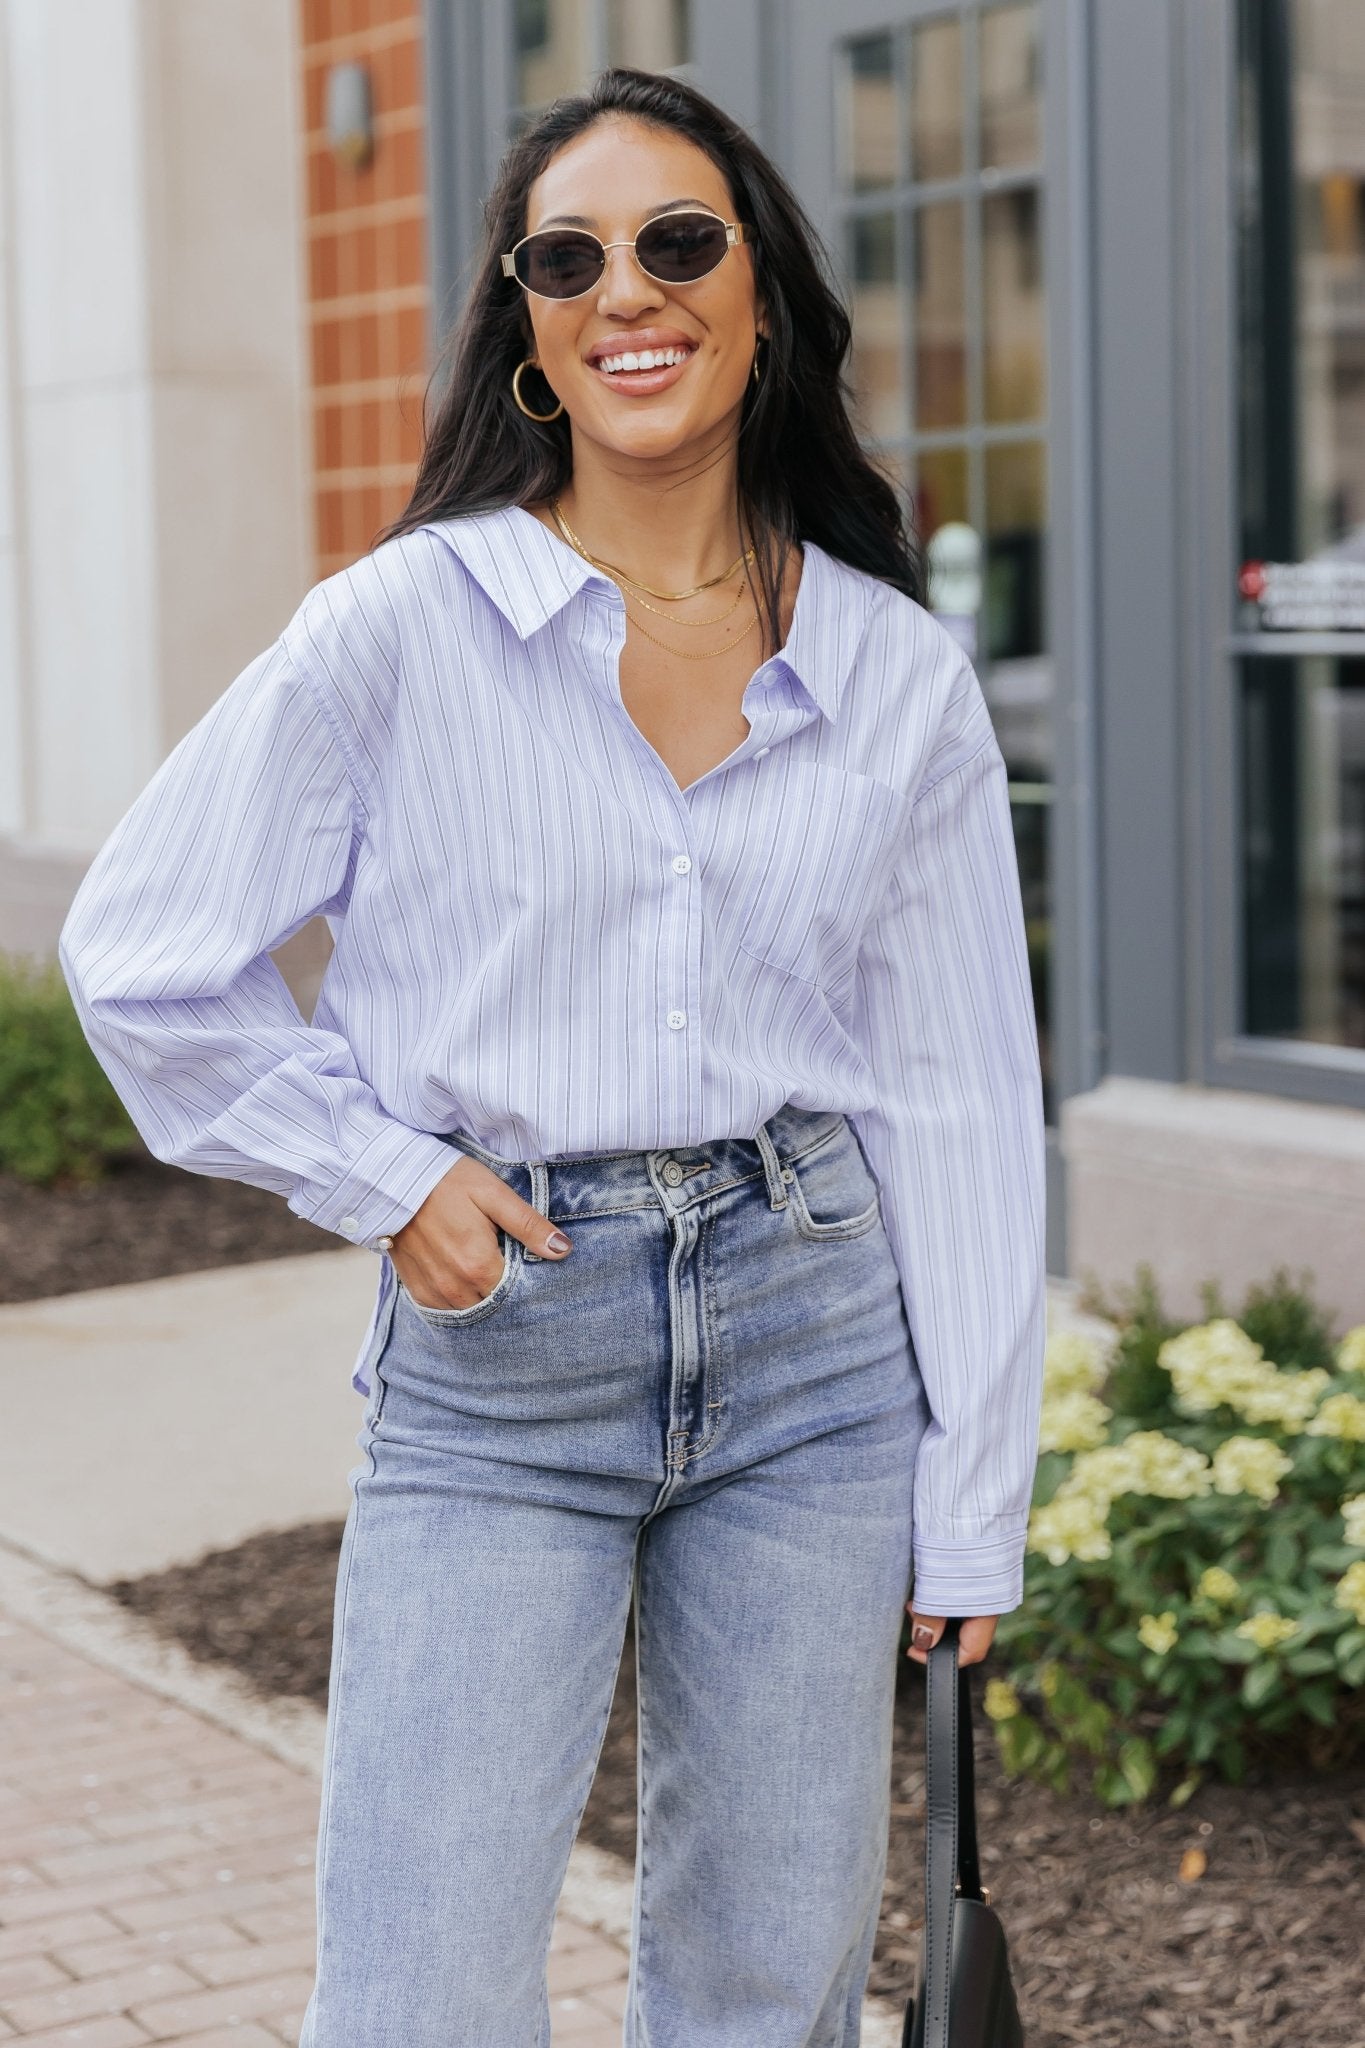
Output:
top-left (636, 213), bottom-right (730, 282)
top-left (516, 231), bottom-right (604, 298)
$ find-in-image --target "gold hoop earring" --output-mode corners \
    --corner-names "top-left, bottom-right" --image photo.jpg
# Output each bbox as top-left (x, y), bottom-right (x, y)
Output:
top-left (512, 357), bottom-right (564, 422)
top-left (751, 338), bottom-right (765, 386)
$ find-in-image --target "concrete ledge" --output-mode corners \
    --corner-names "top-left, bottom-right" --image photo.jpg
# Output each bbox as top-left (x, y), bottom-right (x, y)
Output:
top-left (1061, 1075), bottom-right (1365, 1324)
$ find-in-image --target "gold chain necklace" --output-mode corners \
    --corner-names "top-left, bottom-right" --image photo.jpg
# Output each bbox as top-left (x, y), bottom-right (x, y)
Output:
top-left (550, 497), bottom-right (754, 600)
top-left (621, 592), bottom-right (760, 661)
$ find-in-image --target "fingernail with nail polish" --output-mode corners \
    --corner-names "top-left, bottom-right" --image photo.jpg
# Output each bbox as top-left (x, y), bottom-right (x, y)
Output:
top-left (546, 1231), bottom-right (572, 1254)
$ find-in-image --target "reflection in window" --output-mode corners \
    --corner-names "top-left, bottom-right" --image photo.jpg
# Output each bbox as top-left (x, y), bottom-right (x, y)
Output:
top-left (983, 187), bottom-right (1044, 421)
top-left (839, 34), bottom-right (900, 194)
top-left (848, 214), bottom-right (907, 438)
top-left (1243, 657), bottom-right (1365, 1047)
top-left (607, 0), bottom-right (690, 70)
top-left (516, 0), bottom-right (593, 108)
top-left (1237, 3), bottom-right (1365, 1051)
top-left (910, 16), bottom-right (963, 182)
top-left (980, 2), bottom-right (1042, 172)
top-left (1238, 0), bottom-right (1365, 572)
top-left (913, 202), bottom-right (967, 429)
top-left (516, 0), bottom-right (689, 112)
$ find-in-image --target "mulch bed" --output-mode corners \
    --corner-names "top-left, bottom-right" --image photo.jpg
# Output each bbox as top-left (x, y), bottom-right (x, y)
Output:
top-left (0, 1150), bottom-right (335, 1304)
top-left (105, 1520), bottom-right (1365, 2048)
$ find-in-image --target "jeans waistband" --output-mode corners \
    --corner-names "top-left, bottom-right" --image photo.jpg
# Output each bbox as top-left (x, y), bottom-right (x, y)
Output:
top-left (434, 1103), bottom-right (853, 1225)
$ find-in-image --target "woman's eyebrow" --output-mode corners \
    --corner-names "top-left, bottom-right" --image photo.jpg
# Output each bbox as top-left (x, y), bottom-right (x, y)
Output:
top-left (532, 196), bottom-right (714, 229)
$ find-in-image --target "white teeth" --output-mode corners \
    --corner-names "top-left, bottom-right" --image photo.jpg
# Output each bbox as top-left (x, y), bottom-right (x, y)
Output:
top-left (595, 345), bottom-right (691, 375)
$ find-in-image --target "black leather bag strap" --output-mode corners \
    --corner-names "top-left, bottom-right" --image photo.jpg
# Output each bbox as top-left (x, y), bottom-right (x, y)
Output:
top-left (922, 1620), bottom-right (985, 2048)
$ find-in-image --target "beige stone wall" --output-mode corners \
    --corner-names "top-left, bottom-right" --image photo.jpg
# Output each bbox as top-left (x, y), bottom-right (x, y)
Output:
top-left (1061, 1075), bottom-right (1365, 1327)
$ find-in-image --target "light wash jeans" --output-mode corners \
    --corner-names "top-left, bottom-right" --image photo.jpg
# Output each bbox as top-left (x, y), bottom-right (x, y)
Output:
top-left (297, 1104), bottom-right (930, 2048)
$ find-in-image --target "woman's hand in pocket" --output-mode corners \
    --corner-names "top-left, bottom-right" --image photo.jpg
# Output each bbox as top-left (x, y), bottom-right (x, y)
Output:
top-left (387, 1156), bottom-right (572, 1311)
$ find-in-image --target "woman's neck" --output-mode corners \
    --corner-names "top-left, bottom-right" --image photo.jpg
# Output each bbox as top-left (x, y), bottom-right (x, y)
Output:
top-left (540, 450), bottom-right (750, 591)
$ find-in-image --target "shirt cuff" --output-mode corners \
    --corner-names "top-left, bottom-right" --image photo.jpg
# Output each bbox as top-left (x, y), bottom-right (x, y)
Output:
top-left (292, 1123), bottom-right (463, 1246)
top-left (910, 1526), bottom-right (1028, 1618)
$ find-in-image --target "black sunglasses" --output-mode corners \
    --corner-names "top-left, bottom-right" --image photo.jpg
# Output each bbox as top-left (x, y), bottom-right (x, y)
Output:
top-left (501, 209), bottom-right (752, 301)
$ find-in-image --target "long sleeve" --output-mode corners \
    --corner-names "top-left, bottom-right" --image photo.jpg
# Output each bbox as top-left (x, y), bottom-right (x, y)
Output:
top-left (57, 632), bottom-right (459, 1244)
top-left (847, 653), bottom-right (1047, 1617)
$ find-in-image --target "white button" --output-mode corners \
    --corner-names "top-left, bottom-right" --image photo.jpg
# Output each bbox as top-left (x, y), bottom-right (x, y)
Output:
top-left (666, 1009), bottom-right (687, 1030)
top-left (671, 854), bottom-right (692, 874)
top-left (755, 746), bottom-right (770, 758)
top-left (339, 1214), bottom-right (360, 1235)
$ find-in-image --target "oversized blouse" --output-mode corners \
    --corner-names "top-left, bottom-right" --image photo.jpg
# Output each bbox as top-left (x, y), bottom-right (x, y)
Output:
top-left (58, 501), bottom-right (1047, 1615)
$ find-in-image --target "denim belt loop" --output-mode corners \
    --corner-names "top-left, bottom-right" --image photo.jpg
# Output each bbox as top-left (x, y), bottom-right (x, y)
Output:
top-left (752, 1118), bottom-right (791, 1211)
top-left (522, 1159), bottom-right (552, 1259)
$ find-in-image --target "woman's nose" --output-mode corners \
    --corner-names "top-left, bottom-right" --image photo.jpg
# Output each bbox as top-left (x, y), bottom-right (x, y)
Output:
top-left (596, 242), bottom-right (665, 313)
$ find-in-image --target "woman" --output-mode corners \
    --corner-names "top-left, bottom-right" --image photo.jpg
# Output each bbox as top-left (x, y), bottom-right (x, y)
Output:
top-left (59, 65), bottom-right (1046, 2048)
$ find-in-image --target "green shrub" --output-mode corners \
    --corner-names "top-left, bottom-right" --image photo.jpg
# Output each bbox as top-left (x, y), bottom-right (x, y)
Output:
top-left (990, 1264), bottom-right (1365, 1808)
top-left (0, 951), bottom-right (141, 1183)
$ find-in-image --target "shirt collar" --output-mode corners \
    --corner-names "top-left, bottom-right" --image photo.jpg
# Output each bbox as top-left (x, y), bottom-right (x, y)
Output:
top-left (425, 501), bottom-right (884, 723)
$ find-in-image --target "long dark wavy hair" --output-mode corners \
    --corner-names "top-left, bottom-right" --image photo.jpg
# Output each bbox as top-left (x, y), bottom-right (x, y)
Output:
top-left (378, 66), bottom-right (926, 656)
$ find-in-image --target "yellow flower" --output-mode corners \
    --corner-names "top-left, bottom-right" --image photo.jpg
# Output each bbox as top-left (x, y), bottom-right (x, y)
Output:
top-left (1038, 1388), bottom-right (1112, 1454)
top-left (1156, 1320), bottom-right (1329, 1432)
top-left (1062, 1431), bottom-right (1212, 1509)
top-left (1306, 1393), bottom-right (1365, 1442)
top-left (1027, 1492), bottom-right (1112, 1566)
top-left (1137, 1611), bottom-right (1179, 1656)
top-left (1158, 1319), bottom-right (1268, 1414)
top-left (1235, 1369), bottom-right (1331, 1434)
top-left (983, 1678), bottom-right (1021, 1721)
top-left (1334, 1560), bottom-right (1365, 1626)
top-left (1235, 1611), bottom-right (1299, 1651)
top-left (1336, 1326), bottom-right (1365, 1378)
top-left (1342, 1496), bottom-right (1365, 1548)
top-left (1211, 1435), bottom-right (1293, 1504)
top-left (1198, 1565), bottom-right (1240, 1604)
top-left (1043, 1330), bottom-right (1108, 1398)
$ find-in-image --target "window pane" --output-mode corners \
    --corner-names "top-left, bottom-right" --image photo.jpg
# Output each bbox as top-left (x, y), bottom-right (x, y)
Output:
top-left (983, 186), bottom-right (1045, 421)
top-left (1242, 655), bottom-right (1365, 1046)
top-left (916, 446), bottom-right (971, 545)
top-left (607, 0), bottom-right (690, 70)
top-left (848, 213), bottom-right (908, 437)
top-left (985, 439), bottom-right (1046, 662)
top-left (1237, 0), bottom-right (1365, 614)
top-left (980, 2), bottom-right (1042, 173)
top-left (516, 0), bottom-right (592, 107)
top-left (838, 33), bottom-right (900, 194)
top-left (912, 201), bottom-right (967, 429)
top-left (910, 16), bottom-right (963, 182)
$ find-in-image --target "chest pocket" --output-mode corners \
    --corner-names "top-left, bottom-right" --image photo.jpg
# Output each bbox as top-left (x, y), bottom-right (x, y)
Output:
top-left (729, 762), bottom-right (912, 1002)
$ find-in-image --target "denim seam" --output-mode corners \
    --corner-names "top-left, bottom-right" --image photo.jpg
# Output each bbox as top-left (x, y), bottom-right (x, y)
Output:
top-left (681, 1204), bottom-right (724, 1462)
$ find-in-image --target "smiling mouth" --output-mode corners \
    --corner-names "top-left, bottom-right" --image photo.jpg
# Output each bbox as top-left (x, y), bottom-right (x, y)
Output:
top-left (588, 344), bottom-right (697, 393)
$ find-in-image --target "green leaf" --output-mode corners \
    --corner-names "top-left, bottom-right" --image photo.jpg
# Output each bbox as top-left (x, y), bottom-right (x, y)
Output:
top-left (1286, 1648), bottom-right (1337, 1677)
top-left (1117, 1737), bottom-right (1157, 1802)
top-left (1241, 1661), bottom-right (1279, 1709)
top-left (1168, 1770), bottom-right (1203, 1809)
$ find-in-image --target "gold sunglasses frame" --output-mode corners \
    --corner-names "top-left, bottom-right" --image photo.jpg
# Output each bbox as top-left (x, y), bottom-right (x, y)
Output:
top-left (500, 210), bottom-right (751, 300)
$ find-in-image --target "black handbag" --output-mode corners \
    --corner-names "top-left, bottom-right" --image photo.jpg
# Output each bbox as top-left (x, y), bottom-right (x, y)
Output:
top-left (901, 1619), bottom-right (1024, 2048)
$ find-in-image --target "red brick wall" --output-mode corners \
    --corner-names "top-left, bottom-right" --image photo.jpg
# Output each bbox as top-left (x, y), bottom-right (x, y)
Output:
top-left (299, 0), bottom-right (430, 580)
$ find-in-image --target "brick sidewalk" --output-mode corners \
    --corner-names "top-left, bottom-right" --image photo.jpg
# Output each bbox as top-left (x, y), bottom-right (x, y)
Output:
top-left (0, 1612), bottom-right (628, 2046)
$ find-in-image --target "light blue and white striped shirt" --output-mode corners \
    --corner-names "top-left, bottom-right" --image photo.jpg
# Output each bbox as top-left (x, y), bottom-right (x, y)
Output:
top-left (58, 501), bottom-right (1046, 1613)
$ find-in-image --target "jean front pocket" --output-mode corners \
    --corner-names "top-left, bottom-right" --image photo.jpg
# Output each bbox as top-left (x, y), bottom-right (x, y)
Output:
top-left (397, 1229), bottom-right (525, 1329)
top-left (784, 1125), bottom-right (883, 1243)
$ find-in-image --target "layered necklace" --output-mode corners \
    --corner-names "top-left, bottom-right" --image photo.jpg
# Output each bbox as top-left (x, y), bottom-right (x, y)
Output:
top-left (549, 495), bottom-right (761, 661)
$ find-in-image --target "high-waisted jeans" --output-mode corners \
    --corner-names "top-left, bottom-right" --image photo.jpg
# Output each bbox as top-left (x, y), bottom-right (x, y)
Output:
top-left (297, 1103), bottom-right (930, 2048)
